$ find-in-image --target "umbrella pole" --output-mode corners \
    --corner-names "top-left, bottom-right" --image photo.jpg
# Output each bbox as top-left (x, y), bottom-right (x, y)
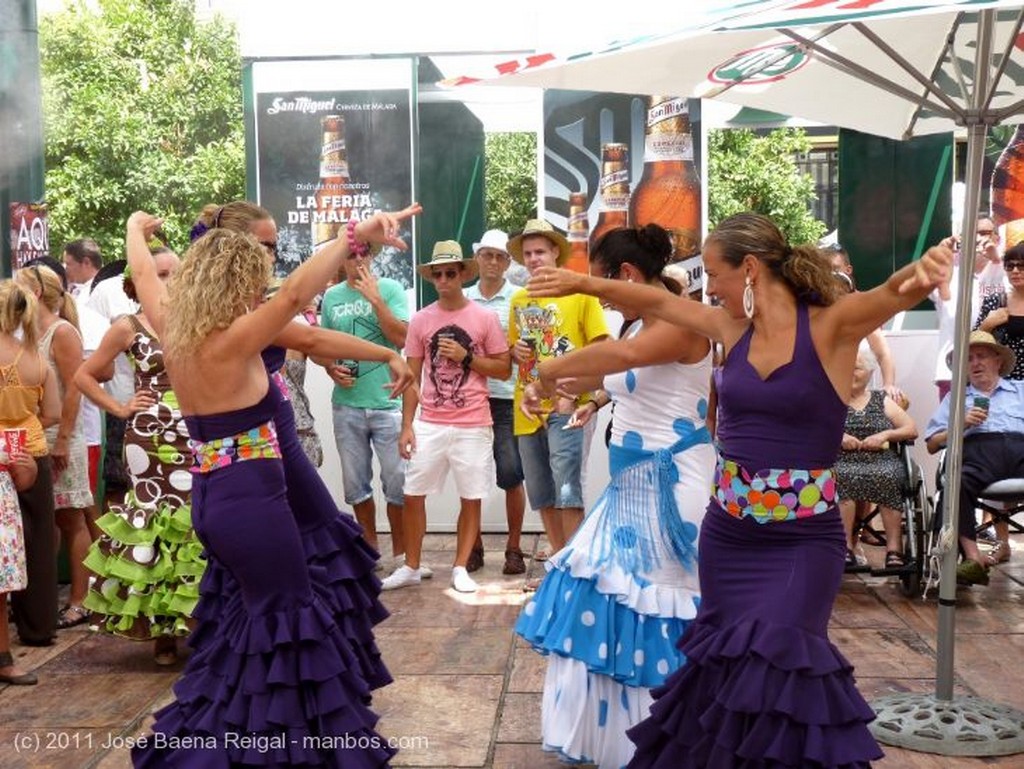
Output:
top-left (870, 12), bottom-right (1024, 755)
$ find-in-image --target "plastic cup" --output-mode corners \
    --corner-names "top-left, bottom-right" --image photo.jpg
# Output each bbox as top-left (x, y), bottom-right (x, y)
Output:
top-left (3, 428), bottom-right (27, 458)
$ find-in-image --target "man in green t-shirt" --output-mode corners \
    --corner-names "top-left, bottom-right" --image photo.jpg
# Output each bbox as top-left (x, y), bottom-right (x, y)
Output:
top-left (320, 253), bottom-right (421, 575)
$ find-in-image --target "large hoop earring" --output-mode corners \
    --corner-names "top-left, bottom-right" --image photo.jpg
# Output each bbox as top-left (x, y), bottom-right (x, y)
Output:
top-left (743, 275), bottom-right (755, 319)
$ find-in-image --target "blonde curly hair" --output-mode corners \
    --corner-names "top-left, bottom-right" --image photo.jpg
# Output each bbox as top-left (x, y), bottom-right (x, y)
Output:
top-left (193, 201), bottom-right (273, 241)
top-left (164, 229), bottom-right (272, 357)
top-left (0, 280), bottom-right (40, 348)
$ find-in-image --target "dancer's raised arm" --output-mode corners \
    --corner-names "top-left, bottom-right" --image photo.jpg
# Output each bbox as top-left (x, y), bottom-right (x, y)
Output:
top-left (528, 266), bottom-right (728, 343)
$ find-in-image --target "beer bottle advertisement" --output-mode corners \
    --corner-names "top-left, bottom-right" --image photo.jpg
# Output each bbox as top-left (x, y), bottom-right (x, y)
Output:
top-left (991, 124), bottom-right (1024, 248)
top-left (630, 96), bottom-right (702, 261)
top-left (565, 192), bottom-right (590, 274)
top-left (589, 143), bottom-right (631, 252)
top-left (539, 90), bottom-right (706, 294)
top-left (250, 72), bottom-right (415, 287)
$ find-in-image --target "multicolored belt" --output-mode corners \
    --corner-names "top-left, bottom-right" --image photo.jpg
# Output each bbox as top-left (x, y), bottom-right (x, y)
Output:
top-left (714, 456), bottom-right (836, 523)
top-left (189, 422), bottom-right (282, 474)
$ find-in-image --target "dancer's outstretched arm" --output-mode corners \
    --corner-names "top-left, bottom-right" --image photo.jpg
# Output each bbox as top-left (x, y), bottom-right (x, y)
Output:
top-left (528, 267), bottom-right (728, 343)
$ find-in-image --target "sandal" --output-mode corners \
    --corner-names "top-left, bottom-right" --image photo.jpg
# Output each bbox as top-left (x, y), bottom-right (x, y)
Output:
top-left (56, 605), bottom-right (89, 630)
top-left (153, 637), bottom-right (178, 667)
top-left (466, 546), bottom-right (485, 573)
top-left (885, 551), bottom-right (907, 569)
top-left (844, 548), bottom-right (869, 573)
top-left (985, 540), bottom-right (1011, 565)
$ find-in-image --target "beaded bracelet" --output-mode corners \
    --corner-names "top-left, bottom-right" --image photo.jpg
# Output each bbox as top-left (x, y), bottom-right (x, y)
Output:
top-left (346, 218), bottom-right (371, 258)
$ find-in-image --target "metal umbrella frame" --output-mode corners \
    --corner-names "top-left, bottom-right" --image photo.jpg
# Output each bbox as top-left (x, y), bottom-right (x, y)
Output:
top-left (461, 0), bottom-right (1024, 756)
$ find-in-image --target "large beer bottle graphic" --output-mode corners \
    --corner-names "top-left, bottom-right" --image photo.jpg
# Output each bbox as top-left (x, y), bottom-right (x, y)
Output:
top-left (589, 143), bottom-right (630, 252)
top-left (992, 125), bottom-right (1024, 248)
top-left (629, 96), bottom-right (701, 261)
top-left (565, 192), bottom-right (590, 274)
top-left (312, 115), bottom-right (353, 252)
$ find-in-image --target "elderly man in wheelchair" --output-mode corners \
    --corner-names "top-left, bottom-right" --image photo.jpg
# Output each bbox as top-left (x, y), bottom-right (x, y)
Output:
top-left (925, 330), bottom-right (1024, 586)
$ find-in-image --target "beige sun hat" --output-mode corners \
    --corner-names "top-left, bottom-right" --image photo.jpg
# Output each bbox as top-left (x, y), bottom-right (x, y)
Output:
top-left (507, 219), bottom-right (571, 266)
top-left (946, 329), bottom-right (1016, 377)
top-left (415, 240), bottom-right (479, 283)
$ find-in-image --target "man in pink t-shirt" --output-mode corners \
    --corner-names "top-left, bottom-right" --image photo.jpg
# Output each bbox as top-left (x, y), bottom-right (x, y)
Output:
top-left (382, 240), bottom-right (511, 593)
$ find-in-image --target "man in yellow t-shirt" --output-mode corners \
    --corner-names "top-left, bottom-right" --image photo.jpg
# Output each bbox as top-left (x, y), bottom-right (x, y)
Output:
top-left (508, 220), bottom-right (609, 572)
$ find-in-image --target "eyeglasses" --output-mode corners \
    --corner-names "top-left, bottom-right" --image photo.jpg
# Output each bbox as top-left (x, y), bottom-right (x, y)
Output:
top-left (476, 251), bottom-right (509, 262)
top-left (431, 268), bottom-right (461, 280)
top-left (259, 241), bottom-right (278, 258)
top-left (977, 229), bottom-right (995, 237)
top-left (1005, 262), bottom-right (1024, 272)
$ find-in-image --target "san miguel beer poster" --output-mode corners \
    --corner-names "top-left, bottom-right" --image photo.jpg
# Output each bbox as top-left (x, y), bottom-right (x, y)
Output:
top-left (248, 59), bottom-right (416, 287)
top-left (542, 91), bottom-right (705, 294)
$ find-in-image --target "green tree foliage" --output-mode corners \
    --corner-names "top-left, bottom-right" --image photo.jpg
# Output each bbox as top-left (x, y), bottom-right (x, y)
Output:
top-left (484, 132), bottom-right (537, 232)
top-left (707, 127), bottom-right (826, 246)
top-left (40, 0), bottom-right (244, 260)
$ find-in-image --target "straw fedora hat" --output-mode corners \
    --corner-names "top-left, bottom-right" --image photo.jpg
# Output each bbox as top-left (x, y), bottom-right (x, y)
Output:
top-left (416, 240), bottom-right (478, 282)
top-left (946, 329), bottom-right (1016, 377)
top-left (507, 219), bottom-right (571, 266)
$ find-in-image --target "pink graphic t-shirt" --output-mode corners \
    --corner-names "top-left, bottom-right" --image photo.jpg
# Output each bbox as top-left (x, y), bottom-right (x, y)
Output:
top-left (405, 301), bottom-right (509, 427)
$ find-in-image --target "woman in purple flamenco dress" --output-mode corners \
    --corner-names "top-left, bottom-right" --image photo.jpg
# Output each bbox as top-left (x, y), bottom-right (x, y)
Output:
top-left (182, 201), bottom-right (415, 698)
top-left (125, 204), bottom-right (420, 768)
top-left (528, 212), bottom-right (953, 769)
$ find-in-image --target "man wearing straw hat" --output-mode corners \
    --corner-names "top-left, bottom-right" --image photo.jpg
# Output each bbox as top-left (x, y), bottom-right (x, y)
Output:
top-left (925, 330), bottom-right (1024, 585)
top-left (382, 240), bottom-right (512, 593)
top-left (507, 220), bottom-right (609, 588)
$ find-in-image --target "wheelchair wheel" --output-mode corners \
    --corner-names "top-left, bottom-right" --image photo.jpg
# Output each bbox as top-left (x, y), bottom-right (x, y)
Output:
top-left (898, 480), bottom-right (929, 597)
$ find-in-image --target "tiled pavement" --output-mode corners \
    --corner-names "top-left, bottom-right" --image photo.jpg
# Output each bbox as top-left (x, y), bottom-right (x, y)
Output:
top-left (4, 532), bottom-right (1024, 768)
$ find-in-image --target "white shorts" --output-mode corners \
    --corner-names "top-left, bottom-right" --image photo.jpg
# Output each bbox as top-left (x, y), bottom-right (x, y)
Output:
top-left (403, 420), bottom-right (495, 499)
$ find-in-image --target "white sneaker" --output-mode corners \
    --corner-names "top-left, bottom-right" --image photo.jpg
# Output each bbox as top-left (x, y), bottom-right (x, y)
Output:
top-left (451, 566), bottom-right (479, 593)
top-left (394, 553), bottom-right (433, 579)
top-left (381, 564), bottom-right (421, 591)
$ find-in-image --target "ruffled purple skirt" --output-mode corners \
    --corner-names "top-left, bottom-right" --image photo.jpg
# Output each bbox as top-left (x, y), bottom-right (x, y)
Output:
top-left (189, 385), bottom-right (391, 694)
top-left (627, 503), bottom-right (882, 769)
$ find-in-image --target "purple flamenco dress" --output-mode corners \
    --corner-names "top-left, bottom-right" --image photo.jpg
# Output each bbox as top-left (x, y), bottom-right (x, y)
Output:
top-left (189, 346), bottom-right (391, 695)
top-left (133, 383), bottom-right (393, 768)
top-left (627, 304), bottom-right (883, 769)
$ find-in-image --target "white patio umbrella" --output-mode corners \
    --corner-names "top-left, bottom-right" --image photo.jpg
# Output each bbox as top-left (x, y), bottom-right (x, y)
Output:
top-left (457, 0), bottom-right (1024, 756)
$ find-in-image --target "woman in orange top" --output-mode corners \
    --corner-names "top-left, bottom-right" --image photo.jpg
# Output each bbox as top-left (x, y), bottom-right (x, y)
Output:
top-left (0, 280), bottom-right (61, 648)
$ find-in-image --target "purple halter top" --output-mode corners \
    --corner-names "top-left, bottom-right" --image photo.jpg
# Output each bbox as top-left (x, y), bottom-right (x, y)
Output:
top-left (716, 303), bottom-right (847, 473)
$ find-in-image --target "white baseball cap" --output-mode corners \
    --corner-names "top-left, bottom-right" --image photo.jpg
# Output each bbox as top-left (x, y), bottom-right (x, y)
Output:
top-left (472, 229), bottom-right (510, 255)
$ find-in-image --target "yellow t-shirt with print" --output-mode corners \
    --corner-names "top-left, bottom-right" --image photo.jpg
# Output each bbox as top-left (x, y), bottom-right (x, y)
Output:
top-left (508, 290), bottom-right (609, 436)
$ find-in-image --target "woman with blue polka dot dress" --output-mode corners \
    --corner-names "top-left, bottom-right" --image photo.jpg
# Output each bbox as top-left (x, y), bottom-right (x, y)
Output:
top-left (516, 225), bottom-right (715, 768)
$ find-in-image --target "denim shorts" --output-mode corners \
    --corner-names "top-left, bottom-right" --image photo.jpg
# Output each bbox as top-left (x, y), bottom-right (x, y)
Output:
top-left (332, 404), bottom-right (405, 507)
top-left (490, 398), bottom-right (524, 491)
top-left (517, 412), bottom-right (585, 510)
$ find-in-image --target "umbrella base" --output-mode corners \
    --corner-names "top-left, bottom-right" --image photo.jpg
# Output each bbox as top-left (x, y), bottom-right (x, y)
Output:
top-left (870, 693), bottom-right (1024, 756)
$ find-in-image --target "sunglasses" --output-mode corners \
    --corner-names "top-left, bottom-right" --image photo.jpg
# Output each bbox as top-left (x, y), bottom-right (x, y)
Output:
top-left (431, 268), bottom-right (461, 280)
top-left (259, 241), bottom-right (279, 258)
top-left (1004, 261), bottom-right (1024, 272)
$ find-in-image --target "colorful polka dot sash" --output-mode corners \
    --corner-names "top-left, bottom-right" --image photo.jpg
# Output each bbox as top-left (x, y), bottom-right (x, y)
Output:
top-left (189, 422), bottom-right (282, 474)
top-left (714, 456), bottom-right (836, 523)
